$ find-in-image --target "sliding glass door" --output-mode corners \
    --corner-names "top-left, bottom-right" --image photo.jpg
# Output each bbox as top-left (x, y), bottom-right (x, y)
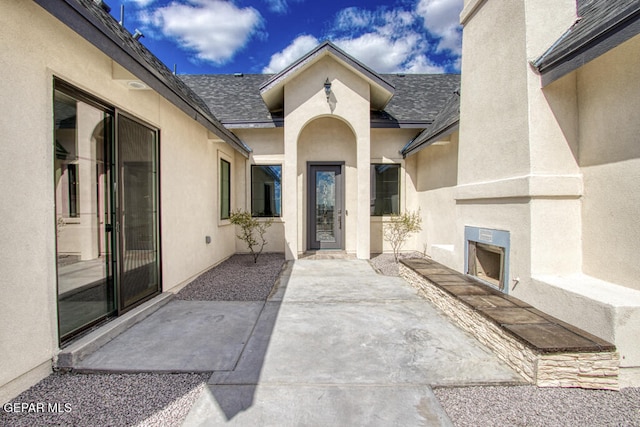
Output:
top-left (54, 81), bottom-right (160, 343)
top-left (117, 115), bottom-right (160, 310)
top-left (54, 86), bottom-right (116, 340)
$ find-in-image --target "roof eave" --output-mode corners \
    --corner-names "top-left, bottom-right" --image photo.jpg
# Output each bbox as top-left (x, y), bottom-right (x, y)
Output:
top-left (534, 9), bottom-right (640, 87)
top-left (370, 119), bottom-right (432, 129)
top-left (35, 0), bottom-right (251, 157)
top-left (402, 122), bottom-right (459, 158)
top-left (222, 119), bottom-right (285, 129)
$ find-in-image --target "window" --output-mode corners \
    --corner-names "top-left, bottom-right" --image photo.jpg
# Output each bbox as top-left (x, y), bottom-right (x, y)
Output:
top-left (67, 164), bottom-right (79, 218)
top-left (251, 165), bottom-right (282, 217)
top-left (370, 164), bottom-right (400, 216)
top-left (220, 159), bottom-right (231, 220)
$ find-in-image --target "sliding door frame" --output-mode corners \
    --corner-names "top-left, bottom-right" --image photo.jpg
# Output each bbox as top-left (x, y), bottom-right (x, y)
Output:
top-left (54, 78), bottom-right (162, 343)
top-left (114, 111), bottom-right (162, 315)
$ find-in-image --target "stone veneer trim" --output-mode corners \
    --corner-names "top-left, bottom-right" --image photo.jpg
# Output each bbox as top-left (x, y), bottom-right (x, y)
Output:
top-left (399, 263), bottom-right (619, 390)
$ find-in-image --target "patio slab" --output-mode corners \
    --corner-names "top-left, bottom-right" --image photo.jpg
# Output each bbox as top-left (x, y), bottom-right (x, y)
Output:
top-left (185, 259), bottom-right (524, 425)
top-left (71, 258), bottom-right (526, 425)
top-left (183, 384), bottom-right (453, 426)
top-left (75, 300), bottom-right (264, 372)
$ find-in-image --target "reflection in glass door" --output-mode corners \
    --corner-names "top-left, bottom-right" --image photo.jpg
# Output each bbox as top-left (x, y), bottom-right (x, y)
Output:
top-left (308, 164), bottom-right (344, 250)
top-left (117, 115), bottom-right (160, 310)
top-left (54, 87), bottom-right (115, 341)
top-left (54, 81), bottom-right (161, 343)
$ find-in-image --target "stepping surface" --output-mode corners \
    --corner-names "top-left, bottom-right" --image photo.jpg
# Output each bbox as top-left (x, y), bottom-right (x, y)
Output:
top-left (401, 258), bottom-right (616, 353)
top-left (75, 301), bottom-right (264, 372)
top-left (183, 259), bottom-right (524, 425)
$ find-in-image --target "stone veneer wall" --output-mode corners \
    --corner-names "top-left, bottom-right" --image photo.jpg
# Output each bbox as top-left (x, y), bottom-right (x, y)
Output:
top-left (399, 264), bottom-right (619, 390)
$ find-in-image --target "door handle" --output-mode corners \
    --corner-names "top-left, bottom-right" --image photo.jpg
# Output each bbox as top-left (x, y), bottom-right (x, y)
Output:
top-left (338, 210), bottom-right (342, 230)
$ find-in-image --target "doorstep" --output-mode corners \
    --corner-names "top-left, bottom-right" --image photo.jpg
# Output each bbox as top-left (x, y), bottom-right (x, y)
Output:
top-left (56, 293), bottom-right (174, 370)
top-left (299, 251), bottom-right (357, 260)
top-left (399, 258), bottom-right (619, 390)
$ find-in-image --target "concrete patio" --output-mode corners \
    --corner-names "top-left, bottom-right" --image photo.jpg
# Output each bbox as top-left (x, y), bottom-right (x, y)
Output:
top-left (70, 258), bottom-right (525, 425)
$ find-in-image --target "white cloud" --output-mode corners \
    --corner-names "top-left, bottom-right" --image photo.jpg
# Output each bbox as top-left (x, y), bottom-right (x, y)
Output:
top-left (334, 7), bottom-right (375, 31)
top-left (125, 0), bottom-right (155, 7)
top-left (334, 33), bottom-right (423, 74)
top-left (262, 34), bottom-right (319, 73)
top-left (263, 0), bottom-right (305, 15)
top-left (264, 2), bottom-right (463, 74)
top-left (403, 55), bottom-right (445, 73)
top-left (144, 0), bottom-right (263, 65)
top-left (416, 0), bottom-right (463, 54)
top-left (264, 0), bottom-right (287, 14)
top-left (329, 7), bottom-right (431, 73)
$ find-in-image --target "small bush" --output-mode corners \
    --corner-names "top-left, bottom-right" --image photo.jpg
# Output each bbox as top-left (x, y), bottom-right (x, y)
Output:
top-left (383, 210), bottom-right (422, 263)
top-left (229, 210), bottom-right (273, 263)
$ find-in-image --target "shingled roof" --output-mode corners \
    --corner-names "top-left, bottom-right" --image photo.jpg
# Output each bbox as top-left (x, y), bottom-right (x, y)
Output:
top-left (181, 73), bottom-right (460, 129)
top-left (181, 74), bottom-right (278, 127)
top-left (34, 0), bottom-right (250, 156)
top-left (533, 0), bottom-right (640, 85)
top-left (401, 89), bottom-right (460, 158)
top-left (373, 74), bottom-right (460, 128)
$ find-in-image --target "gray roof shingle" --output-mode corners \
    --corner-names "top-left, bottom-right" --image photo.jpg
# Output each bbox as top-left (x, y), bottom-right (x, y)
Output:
top-left (180, 74), bottom-right (277, 126)
top-left (181, 73), bottom-right (460, 128)
top-left (533, 0), bottom-right (640, 84)
top-left (375, 74), bottom-right (460, 126)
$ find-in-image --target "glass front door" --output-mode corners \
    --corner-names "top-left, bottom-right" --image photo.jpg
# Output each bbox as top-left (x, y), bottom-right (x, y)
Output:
top-left (308, 164), bottom-right (344, 250)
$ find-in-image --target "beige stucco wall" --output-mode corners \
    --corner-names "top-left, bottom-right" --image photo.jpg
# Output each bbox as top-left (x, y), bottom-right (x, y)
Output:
top-left (458, 0), bottom-right (640, 379)
top-left (370, 128), bottom-right (417, 254)
top-left (233, 128), bottom-right (285, 254)
top-left (457, 0), bottom-right (583, 285)
top-left (0, 1), bottom-right (240, 401)
top-left (160, 104), bottom-right (239, 290)
top-left (458, 0), bottom-right (530, 185)
top-left (525, 35), bottom-right (640, 375)
top-left (410, 134), bottom-right (460, 268)
top-left (576, 35), bottom-right (640, 291)
top-left (283, 55), bottom-right (371, 259)
top-left (235, 124), bottom-right (420, 257)
top-left (457, 0), bottom-right (534, 291)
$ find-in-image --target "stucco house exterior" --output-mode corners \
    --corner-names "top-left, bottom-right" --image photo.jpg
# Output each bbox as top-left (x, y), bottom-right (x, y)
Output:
top-left (1, 0), bottom-right (639, 402)
top-left (449, 0), bottom-right (640, 388)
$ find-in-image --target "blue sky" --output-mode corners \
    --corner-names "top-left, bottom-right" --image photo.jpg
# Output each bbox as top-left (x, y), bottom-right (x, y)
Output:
top-left (112, 0), bottom-right (463, 75)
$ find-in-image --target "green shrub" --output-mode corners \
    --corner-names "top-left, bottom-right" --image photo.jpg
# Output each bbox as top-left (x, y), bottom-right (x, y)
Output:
top-left (229, 210), bottom-right (273, 263)
top-left (383, 210), bottom-right (422, 262)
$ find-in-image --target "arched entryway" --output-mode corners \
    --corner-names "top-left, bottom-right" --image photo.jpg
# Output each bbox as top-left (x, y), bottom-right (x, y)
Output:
top-left (297, 116), bottom-right (357, 253)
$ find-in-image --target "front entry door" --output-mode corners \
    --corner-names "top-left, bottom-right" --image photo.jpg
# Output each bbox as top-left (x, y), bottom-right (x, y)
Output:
top-left (308, 164), bottom-right (344, 250)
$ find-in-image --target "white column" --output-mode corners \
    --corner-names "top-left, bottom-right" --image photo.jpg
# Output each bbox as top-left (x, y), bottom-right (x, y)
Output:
top-left (283, 123), bottom-right (298, 260)
top-left (77, 103), bottom-right (101, 261)
top-left (356, 129), bottom-right (370, 259)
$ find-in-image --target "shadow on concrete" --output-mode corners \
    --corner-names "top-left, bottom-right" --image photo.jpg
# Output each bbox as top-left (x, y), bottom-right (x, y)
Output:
top-left (206, 260), bottom-right (292, 421)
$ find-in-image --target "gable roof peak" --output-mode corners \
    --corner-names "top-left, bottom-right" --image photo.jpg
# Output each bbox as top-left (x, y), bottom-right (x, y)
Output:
top-left (259, 40), bottom-right (395, 112)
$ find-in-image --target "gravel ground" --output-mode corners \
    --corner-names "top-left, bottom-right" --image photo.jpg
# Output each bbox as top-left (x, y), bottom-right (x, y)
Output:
top-left (433, 385), bottom-right (640, 427)
top-left (369, 252), bottom-right (424, 276)
top-left (176, 253), bottom-right (285, 301)
top-left (0, 372), bottom-right (209, 427)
